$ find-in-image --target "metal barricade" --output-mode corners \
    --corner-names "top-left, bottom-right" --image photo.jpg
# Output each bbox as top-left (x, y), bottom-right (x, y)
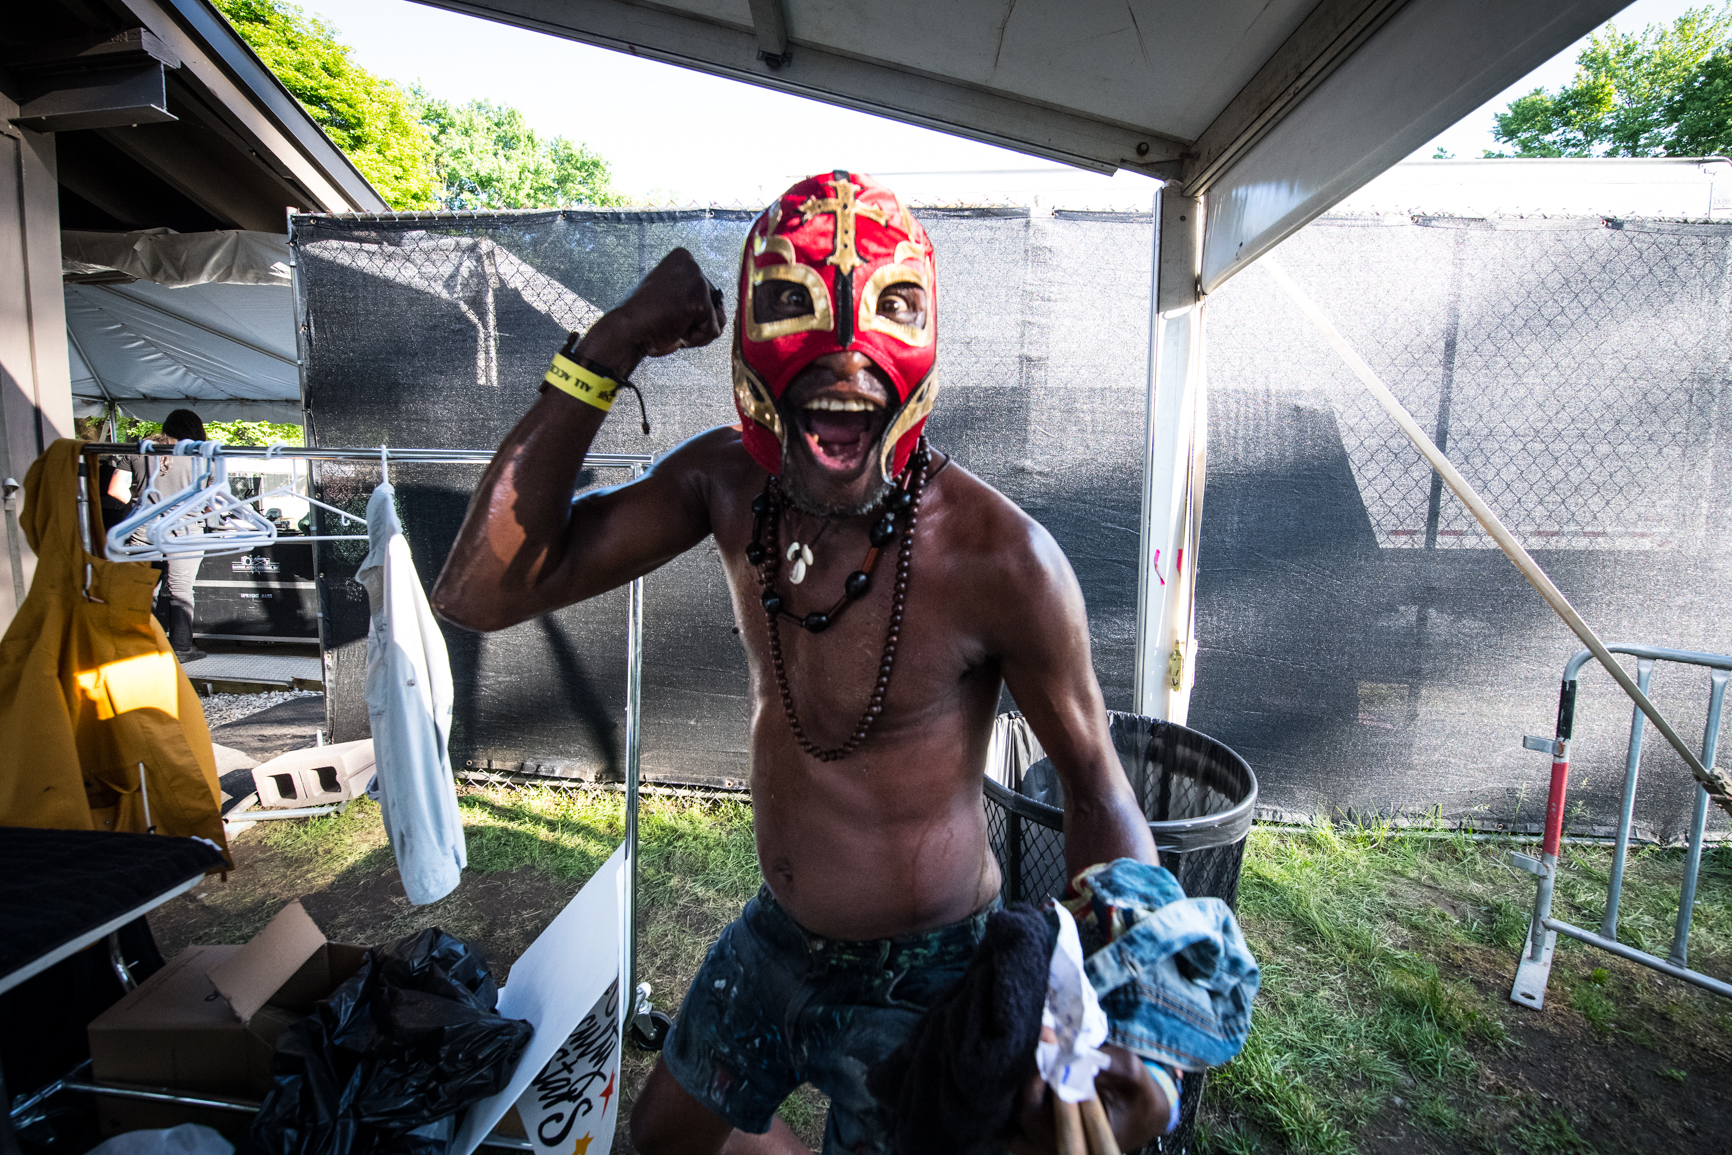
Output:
top-left (1510, 644), bottom-right (1731, 1009)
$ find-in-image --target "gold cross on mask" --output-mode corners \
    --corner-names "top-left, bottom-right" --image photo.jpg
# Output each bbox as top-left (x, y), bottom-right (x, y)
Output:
top-left (799, 174), bottom-right (889, 276)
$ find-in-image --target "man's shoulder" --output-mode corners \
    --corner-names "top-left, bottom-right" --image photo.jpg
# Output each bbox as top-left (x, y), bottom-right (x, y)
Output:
top-left (929, 457), bottom-right (1066, 579)
top-left (667, 423), bottom-right (747, 459)
top-left (654, 424), bottom-right (755, 481)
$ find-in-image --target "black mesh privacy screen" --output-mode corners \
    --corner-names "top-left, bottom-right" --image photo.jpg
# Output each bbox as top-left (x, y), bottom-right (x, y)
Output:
top-left (292, 207), bottom-right (1151, 790)
top-left (293, 208), bottom-right (1730, 840)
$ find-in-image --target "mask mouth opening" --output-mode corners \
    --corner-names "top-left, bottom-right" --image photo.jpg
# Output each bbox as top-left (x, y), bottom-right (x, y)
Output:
top-left (788, 393), bottom-right (893, 475)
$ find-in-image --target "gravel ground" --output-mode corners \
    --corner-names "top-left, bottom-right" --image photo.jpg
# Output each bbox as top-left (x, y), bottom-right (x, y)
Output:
top-left (200, 688), bottom-right (322, 730)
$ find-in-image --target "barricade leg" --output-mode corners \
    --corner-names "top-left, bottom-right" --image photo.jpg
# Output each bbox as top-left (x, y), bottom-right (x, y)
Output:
top-left (1511, 678), bottom-right (1575, 1010)
top-left (1668, 669), bottom-right (1727, 969)
top-left (1512, 645), bottom-right (1732, 1007)
top-left (1601, 658), bottom-right (1655, 940)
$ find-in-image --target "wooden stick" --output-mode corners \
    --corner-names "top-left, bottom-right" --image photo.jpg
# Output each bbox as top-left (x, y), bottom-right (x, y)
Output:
top-left (1053, 1095), bottom-right (1087, 1155)
top-left (1079, 1096), bottom-right (1121, 1155)
top-left (1265, 258), bottom-right (1732, 816)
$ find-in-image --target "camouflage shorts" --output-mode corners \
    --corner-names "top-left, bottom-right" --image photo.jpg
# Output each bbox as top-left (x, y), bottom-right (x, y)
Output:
top-left (663, 885), bottom-right (996, 1155)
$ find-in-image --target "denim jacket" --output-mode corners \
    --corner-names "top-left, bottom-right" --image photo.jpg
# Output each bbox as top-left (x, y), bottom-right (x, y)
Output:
top-left (1064, 859), bottom-right (1260, 1072)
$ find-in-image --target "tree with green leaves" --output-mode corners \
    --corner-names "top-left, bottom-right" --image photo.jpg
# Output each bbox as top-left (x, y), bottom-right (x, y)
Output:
top-left (215, 0), bottom-right (623, 210)
top-left (92, 416), bottom-right (305, 447)
top-left (1490, 4), bottom-right (1732, 158)
top-left (410, 90), bottom-right (624, 210)
top-left (213, 0), bottom-right (437, 209)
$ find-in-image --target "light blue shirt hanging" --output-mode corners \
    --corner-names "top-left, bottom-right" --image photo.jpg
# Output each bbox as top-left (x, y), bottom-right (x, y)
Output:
top-left (358, 483), bottom-right (465, 904)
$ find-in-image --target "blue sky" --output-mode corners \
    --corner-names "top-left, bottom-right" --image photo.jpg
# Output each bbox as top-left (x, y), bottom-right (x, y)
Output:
top-left (304, 0), bottom-right (1708, 207)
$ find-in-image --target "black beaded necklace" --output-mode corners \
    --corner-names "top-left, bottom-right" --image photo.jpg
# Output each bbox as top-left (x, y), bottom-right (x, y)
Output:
top-left (748, 439), bottom-right (930, 762)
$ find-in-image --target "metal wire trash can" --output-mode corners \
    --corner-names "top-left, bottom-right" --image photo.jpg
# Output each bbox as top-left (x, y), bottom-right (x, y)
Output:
top-left (982, 710), bottom-right (1258, 1155)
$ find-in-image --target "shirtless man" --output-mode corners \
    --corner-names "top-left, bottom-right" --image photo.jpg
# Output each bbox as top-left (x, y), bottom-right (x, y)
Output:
top-left (433, 172), bottom-right (1164, 1155)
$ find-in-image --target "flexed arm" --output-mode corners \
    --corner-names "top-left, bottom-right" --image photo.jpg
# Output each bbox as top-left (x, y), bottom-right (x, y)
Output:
top-left (992, 518), bottom-right (1166, 1155)
top-left (432, 249), bottom-right (728, 632)
top-left (992, 518), bottom-right (1158, 875)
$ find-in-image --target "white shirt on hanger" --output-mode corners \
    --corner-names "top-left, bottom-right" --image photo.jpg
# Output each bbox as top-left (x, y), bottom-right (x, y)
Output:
top-left (358, 482), bottom-right (466, 904)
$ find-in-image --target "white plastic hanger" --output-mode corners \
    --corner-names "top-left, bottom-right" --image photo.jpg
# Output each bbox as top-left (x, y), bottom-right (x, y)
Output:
top-left (106, 441), bottom-right (280, 561)
top-left (247, 445), bottom-right (370, 542)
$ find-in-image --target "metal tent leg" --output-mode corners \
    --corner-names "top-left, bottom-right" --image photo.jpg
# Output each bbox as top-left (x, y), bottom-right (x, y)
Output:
top-left (620, 462), bottom-right (669, 1050)
top-left (1134, 187), bottom-right (1208, 724)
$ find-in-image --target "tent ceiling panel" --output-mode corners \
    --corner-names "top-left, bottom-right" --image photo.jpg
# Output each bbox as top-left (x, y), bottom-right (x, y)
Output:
top-left (416, 0), bottom-right (1328, 175)
top-left (1199, 0), bottom-right (1630, 293)
top-left (63, 280), bottom-right (301, 423)
top-left (420, 0), bottom-right (1625, 287)
top-left (758, 0), bottom-right (1317, 144)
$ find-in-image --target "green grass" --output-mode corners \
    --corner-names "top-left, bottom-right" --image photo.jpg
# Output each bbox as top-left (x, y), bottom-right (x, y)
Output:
top-left (454, 787), bottom-right (823, 1139)
top-left (1509, 1109), bottom-right (1594, 1154)
top-left (1199, 826), bottom-right (1732, 1153)
top-left (246, 793), bottom-right (1732, 1154)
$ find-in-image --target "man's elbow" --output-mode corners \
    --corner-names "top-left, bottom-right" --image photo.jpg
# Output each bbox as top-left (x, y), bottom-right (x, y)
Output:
top-left (429, 572), bottom-right (516, 633)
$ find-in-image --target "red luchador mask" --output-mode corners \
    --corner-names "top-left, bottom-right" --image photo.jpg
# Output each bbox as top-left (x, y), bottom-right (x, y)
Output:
top-left (733, 170), bottom-right (938, 480)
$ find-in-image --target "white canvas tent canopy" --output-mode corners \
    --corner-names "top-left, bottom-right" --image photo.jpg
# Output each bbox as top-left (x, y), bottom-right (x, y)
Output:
top-left (62, 228), bottom-right (300, 423)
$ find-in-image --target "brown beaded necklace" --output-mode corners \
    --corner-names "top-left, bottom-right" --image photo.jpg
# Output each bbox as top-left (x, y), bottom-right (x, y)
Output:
top-left (751, 440), bottom-right (930, 762)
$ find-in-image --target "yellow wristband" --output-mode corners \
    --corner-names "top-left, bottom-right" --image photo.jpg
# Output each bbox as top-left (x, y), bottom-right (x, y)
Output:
top-left (544, 353), bottom-right (619, 411)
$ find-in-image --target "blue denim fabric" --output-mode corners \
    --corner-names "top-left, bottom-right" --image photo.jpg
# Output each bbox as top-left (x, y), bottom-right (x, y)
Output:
top-left (662, 886), bottom-right (996, 1155)
top-left (1070, 859), bottom-right (1260, 1072)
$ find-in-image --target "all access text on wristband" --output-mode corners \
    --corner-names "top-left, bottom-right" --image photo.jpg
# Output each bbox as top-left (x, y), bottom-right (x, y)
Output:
top-left (544, 352), bottom-right (619, 411)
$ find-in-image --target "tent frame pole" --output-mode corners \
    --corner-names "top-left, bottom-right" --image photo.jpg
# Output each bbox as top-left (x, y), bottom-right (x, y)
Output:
top-left (1134, 186), bottom-right (1208, 722)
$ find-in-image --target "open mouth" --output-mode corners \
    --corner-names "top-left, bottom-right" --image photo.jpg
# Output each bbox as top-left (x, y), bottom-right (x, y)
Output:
top-left (794, 396), bottom-right (889, 473)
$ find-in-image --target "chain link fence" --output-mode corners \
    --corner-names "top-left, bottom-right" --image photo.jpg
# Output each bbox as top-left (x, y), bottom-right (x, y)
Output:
top-left (291, 203), bottom-right (1730, 841)
top-left (291, 207), bottom-right (1154, 786)
top-left (1201, 213), bottom-right (1732, 843)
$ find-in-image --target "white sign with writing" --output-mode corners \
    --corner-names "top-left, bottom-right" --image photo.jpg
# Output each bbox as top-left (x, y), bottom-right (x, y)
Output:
top-left (453, 843), bottom-right (625, 1155)
top-left (517, 977), bottom-right (623, 1155)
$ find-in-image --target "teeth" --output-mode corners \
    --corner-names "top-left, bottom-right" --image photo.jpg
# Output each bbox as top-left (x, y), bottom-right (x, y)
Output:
top-left (802, 397), bottom-right (881, 412)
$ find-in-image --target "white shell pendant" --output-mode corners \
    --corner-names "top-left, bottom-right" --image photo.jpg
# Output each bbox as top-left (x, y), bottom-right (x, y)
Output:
top-left (786, 541), bottom-right (815, 585)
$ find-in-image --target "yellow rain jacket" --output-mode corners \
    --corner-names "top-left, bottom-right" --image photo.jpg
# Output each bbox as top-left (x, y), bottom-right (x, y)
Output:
top-left (0, 440), bottom-right (229, 863)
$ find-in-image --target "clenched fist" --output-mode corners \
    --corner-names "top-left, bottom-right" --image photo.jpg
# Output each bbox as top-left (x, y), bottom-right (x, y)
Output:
top-left (577, 247), bottom-right (727, 375)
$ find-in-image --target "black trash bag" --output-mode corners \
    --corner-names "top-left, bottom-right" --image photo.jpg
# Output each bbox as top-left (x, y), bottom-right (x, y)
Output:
top-left (246, 927), bottom-right (533, 1155)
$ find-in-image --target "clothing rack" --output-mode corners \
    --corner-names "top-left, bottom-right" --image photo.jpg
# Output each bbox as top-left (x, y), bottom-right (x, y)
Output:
top-left (84, 441), bottom-right (650, 468)
top-left (80, 440), bottom-right (662, 1046)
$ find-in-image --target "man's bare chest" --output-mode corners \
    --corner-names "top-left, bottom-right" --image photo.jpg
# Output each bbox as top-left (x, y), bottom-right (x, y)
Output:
top-left (708, 487), bottom-right (995, 737)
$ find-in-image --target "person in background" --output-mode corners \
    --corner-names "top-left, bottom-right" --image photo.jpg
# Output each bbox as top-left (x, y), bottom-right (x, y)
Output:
top-left (126, 408), bottom-right (209, 663)
top-left (98, 457), bottom-right (133, 531)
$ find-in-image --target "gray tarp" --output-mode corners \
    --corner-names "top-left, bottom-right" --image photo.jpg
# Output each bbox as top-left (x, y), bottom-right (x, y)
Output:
top-left (63, 229), bottom-right (300, 423)
top-left (1201, 214), bottom-right (1732, 843)
top-left (293, 207), bottom-right (1151, 789)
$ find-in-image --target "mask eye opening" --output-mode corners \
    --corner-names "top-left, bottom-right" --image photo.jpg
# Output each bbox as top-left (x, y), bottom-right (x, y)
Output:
top-left (744, 261), bottom-right (834, 341)
top-left (754, 279), bottom-right (817, 320)
top-left (874, 281), bottom-right (926, 328)
top-left (857, 264), bottom-right (933, 348)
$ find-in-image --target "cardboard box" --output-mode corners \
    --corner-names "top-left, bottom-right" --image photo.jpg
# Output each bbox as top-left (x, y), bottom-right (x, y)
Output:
top-left (88, 901), bottom-right (367, 1099)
